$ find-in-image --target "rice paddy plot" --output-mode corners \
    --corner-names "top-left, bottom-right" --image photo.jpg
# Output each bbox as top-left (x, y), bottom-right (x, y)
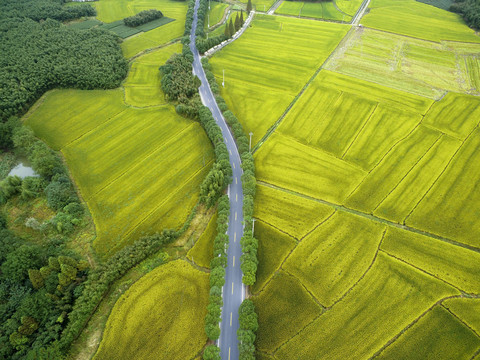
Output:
top-left (187, 211), bottom-right (218, 268)
top-left (406, 128), bottom-right (480, 249)
top-left (237, 0), bottom-right (277, 12)
top-left (325, 27), bottom-right (477, 98)
top-left (423, 92), bottom-right (480, 139)
top-left (336, 0), bottom-right (364, 15)
top-left (255, 132), bottom-right (366, 204)
top-left (206, 2), bottom-right (229, 28)
top-left (374, 134), bottom-right (462, 223)
top-left (443, 298), bottom-right (480, 335)
top-left (283, 212), bottom-right (386, 307)
top-left (362, 0), bottom-right (480, 43)
top-left (210, 15), bottom-right (349, 146)
top-left (94, 0), bottom-right (182, 23)
top-left (253, 271), bottom-right (323, 353)
top-left (381, 227), bottom-right (480, 294)
top-left (376, 306), bottom-right (480, 360)
top-left (99, 17), bottom-right (176, 39)
top-left (254, 184), bottom-right (335, 240)
top-left (345, 125), bottom-right (441, 214)
top-left (275, 252), bottom-right (459, 359)
top-left (94, 260), bottom-right (209, 360)
top-left (302, 2), bottom-right (351, 21)
top-left (87, 124), bottom-right (213, 257)
top-left (25, 89), bottom-right (126, 151)
top-left (275, 1), bottom-right (303, 16)
top-left (466, 56), bottom-right (480, 91)
top-left (251, 221), bottom-right (297, 294)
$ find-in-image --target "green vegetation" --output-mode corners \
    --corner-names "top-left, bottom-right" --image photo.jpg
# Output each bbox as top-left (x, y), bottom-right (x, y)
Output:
top-left (238, 299), bottom-right (259, 360)
top-left (209, 15), bottom-right (349, 146)
top-left (443, 298), bottom-right (480, 335)
top-left (336, 0), bottom-right (365, 15)
top-left (376, 306), bottom-right (480, 359)
top-left (276, 1), bottom-right (351, 21)
top-left (187, 211), bottom-right (218, 268)
top-left (362, 0), bottom-right (480, 42)
top-left (207, 2), bottom-right (229, 27)
top-left (325, 28), bottom-right (480, 98)
top-left (93, 260), bottom-right (209, 360)
top-left (124, 9), bottom-right (163, 27)
top-left (275, 253), bottom-right (458, 359)
top-left (381, 227), bottom-right (480, 294)
top-left (253, 271), bottom-right (322, 353)
top-left (450, 0), bottom-right (480, 29)
top-left (98, 17), bottom-right (175, 39)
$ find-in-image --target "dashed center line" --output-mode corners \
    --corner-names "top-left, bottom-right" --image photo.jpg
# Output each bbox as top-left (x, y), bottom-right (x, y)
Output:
top-left (233, 256), bottom-right (235, 267)
top-left (231, 282), bottom-right (234, 294)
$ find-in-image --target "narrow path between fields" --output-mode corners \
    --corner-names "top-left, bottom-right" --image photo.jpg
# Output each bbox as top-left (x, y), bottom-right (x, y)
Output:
top-left (190, 1), bottom-right (247, 359)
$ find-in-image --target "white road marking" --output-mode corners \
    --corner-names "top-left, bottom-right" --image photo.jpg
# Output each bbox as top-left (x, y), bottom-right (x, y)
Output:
top-left (232, 282), bottom-right (234, 294)
top-left (229, 149), bottom-right (232, 155)
top-left (233, 256), bottom-right (235, 267)
top-left (235, 177), bottom-right (238, 184)
top-left (235, 212), bottom-right (237, 221)
top-left (234, 232), bottom-right (236, 242)
top-left (228, 347), bottom-right (231, 360)
top-left (230, 312), bottom-right (233, 326)
top-left (224, 137), bottom-right (228, 143)
top-left (233, 162), bottom-right (235, 169)
top-left (236, 194), bottom-right (238, 202)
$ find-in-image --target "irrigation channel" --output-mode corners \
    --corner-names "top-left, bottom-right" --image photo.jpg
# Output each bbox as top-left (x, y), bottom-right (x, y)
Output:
top-left (190, 1), bottom-right (247, 359)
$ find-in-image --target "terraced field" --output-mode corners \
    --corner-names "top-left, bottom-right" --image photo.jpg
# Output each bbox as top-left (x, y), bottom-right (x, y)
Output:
top-left (25, 44), bottom-right (213, 257)
top-left (94, 260), bottom-right (209, 360)
top-left (210, 2), bottom-right (480, 357)
top-left (209, 15), bottom-right (349, 145)
top-left (325, 27), bottom-right (480, 98)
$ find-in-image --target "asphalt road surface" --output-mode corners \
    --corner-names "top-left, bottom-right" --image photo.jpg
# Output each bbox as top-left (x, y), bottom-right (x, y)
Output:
top-left (190, 2), bottom-right (246, 359)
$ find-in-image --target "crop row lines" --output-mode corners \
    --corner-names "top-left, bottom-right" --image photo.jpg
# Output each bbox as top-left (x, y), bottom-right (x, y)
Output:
top-left (341, 103), bottom-right (378, 159)
top-left (257, 180), bottom-right (480, 254)
top-left (254, 216), bottom-right (301, 242)
top-left (404, 123), bottom-right (480, 224)
top-left (441, 303), bottom-right (480, 340)
top-left (368, 295), bottom-right (466, 359)
top-left (251, 27), bottom-right (357, 154)
top-left (282, 269), bottom-right (327, 309)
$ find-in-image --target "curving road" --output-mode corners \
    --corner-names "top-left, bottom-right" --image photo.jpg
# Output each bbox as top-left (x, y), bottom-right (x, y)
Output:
top-left (190, 1), bottom-right (246, 359)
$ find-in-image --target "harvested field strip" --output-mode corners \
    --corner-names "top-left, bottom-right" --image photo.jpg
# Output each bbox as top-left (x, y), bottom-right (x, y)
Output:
top-left (251, 221), bottom-right (297, 294)
top-left (253, 271), bottom-right (323, 353)
top-left (423, 92), bottom-right (480, 139)
top-left (274, 252), bottom-right (459, 359)
top-left (381, 227), bottom-right (480, 294)
top-left (444, 298), bottom-right (480, 336)
top-left (283, 212), bottom-right (385, 307)
top-left (93, 260), bottom-right (209, 360)
top-left (375, 306), bottom-right (480, 359)
top-left (255, 132), bottom-right (366, 204)
top-left (406, 127), bottom-right (480, 248)
top-left (253, 184), bottom-right (335, 240)
top-left (345, 125), bottom-right (441, 213)
top-left (374, 134), bottom-right (462, 223)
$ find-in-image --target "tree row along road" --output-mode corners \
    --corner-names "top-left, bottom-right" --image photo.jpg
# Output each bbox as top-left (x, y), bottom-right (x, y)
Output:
top-left (190, 0), bottom-right (246, 359)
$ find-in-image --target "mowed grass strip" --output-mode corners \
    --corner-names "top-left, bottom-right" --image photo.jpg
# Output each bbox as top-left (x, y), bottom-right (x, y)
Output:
top-left (325, 28), bottom-right (476, 98)
top-left (345, 125), bottom-right (441, 213)
top-left (275, 252), bottom-right (459, 359)
top-left (283, 212), bottom-right (385, 307)
top-left (381, 227), bottom-right (480, 294)
top-left (253, 271), bottom-right (323, 353)
top-left (251, 220), bottom-right (297, 294)
top-left (63, 106), bottom-right (192, 200)
top-left (377, 306), bottom-right (480, 360)
top-left (210, 15), bottom-right (349, 145)
top-left (362, 0), bottom-right (480, 42)
top-left (406, 128), bottom-right (480, 248)
top-left (25, 89), bottom-right (126, 150)
top-left (443, 298), bottom-right (480, 335)
top-left (423, 92), bottom-right (480, 139)
top-left (255, 132), bottom-right (366, 204)
top-left (253, 184), bottom-right (335, 240)
top-left (89, 123), bottom-right (213, 256)
top-left (94, 260), bottom-right (209, 360)
top-left (374, 134), bottom-right (461, 223)
top-left (187, 211), bottom-right (218, 268)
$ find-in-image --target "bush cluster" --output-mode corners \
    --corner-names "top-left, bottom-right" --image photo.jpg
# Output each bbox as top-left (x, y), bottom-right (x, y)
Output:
top-left (237, 299), bottom-right (258, 360)
top-left (196, 34), bottom-right (227, 54)
top-left (123, 9), bottom-right (163, 27)
top-left (450, 0), bottom-right (480, 29)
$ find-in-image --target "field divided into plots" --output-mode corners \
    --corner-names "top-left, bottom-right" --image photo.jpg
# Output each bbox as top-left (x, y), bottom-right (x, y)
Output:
top-left (209, 15), bottom-right (349, 146)
top-left (325, 27), bottom-right (480, 98)
top-left (94, 260), bottom-right (209, 360)
top-left (275, 1), bottom-right (350, 21)
top-left (242, 10), bottom-right (480, 356)
top-left (25, 44), bottom-right (213, 257)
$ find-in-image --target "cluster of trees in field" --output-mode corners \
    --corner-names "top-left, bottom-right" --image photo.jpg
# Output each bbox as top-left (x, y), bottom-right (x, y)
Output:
top-left (224, 11), bottom-right (245, 38)
top-left (0, 0), bottom-right (127, 122)
top-left (238, 299), bottom-right (258, 360)
top-left (123, 9), bottom-right (163, 27)
top-left (450, 0), bottom-right (480, 28)
top-left (0, 0), bottom-right (95, 22)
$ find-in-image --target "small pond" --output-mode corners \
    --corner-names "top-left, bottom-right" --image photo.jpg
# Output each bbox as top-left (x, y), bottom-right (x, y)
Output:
top-left (8, 163), bottom-right (38, 179)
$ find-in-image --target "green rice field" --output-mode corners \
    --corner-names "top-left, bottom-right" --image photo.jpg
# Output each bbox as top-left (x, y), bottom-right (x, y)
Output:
top-left (25, 44), bottom-right (212, 257)
top-left (94, 260), bottom-right (209, 360)
top-left (276, 1), bottom-right (351, 21)
top-left (207, 2), bottom-right (229, 27)
top-left (187, 211), bottom-right (218, 268)
top-left (209, 15), bottom-right (349, 146)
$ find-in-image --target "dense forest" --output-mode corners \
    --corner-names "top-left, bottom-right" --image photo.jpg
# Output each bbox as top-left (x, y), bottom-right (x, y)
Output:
top-left (450, 0), bottom-right (480, 28)
top-left (0, 0), bottom-right (128, 123)
top-left (0, 0), bottom-right (129, 358)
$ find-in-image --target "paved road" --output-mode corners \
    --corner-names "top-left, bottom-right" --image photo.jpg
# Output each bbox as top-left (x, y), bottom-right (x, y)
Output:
top-left (190, 1), bottom-right (246, 359)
